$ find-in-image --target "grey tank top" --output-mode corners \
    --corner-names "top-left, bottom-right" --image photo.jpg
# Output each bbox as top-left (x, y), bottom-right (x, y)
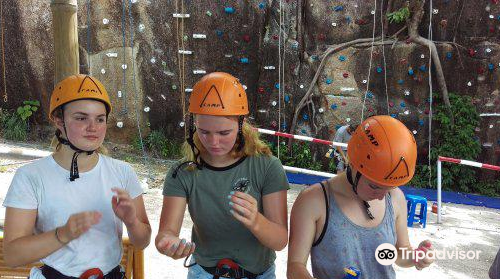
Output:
top-left (311, 182), bottom-right (397, 279)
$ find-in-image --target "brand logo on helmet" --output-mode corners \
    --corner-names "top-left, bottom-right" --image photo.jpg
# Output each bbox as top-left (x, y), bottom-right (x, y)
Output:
top-left (384, 157), bottom-right (410, 181)
top-left (364, 129), bottom-right (379, 146)
top-left (200, 85), bottom-right (225, 109)
top-left (78, 76), bottom-right (103, 95)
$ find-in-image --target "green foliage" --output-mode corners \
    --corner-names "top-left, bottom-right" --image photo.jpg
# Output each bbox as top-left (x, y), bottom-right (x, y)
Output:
top-left (410, 93), bottom-right (493, 195)
top-left (387, 7), bottom-right (410, 24)
top-left (1, 108), bottom-right (28, 141)
top-left (0, 100), bottom-right (39, 141)
top-left (16, 100), bottom-right (40, 121)
top-left (475, 180), bottom-right (500, 197)
top-left (133, 130), bottom-right (182, 159)
top-left (267, 140), bottom-right (323, 171)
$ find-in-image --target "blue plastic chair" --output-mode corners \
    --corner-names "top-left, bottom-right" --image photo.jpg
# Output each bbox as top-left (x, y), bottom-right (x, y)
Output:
top-left (406, 194), bottom-right (428, 228)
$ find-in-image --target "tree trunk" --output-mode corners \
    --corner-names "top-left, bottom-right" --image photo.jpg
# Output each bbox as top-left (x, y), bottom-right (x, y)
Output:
top-left (407, 0), bottom-right (454, 123)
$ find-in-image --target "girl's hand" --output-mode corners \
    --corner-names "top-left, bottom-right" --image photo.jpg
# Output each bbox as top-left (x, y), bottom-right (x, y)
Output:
top-left (228, 191), bottom-right (260, 231)
top-left (414, 240), bottom-right (434, 270)
top-left (111, 188), bottom-right (137, 226)
top-left (59, 211), bottom-right (102, 243)
top-left (156, 234), bottom-right (195, 260)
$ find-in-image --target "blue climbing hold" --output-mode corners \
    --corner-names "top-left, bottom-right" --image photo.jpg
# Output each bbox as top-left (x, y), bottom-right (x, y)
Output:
top-left (331, 104), bottom-right (338, 110)
top-left (390, 114), bottom-right (397, 118)
top-left (398, 79), bottom-right (404, 85)
top-left (419, 65), bottom-right (427, 72)
top-left (303, 114), bottom-right (309, 120)
top-left (408, 68), bottom-right (414, 76)
top-left (418, 120), bottom-right (424, 126)
top-left (301, 129), bottom-right (307, 134)
top-left (376, 66), bottom-right (383, 73)
top-left (333, 5), bottom-right (344, 11)
top-left (446, 52), bottom-right (452, 59)
top-left (258, 2), bottom-right (266, 9)
top-left (240, 58), bottom-right (249, 64)
top-left (216, 30), bottom-right (223, 37)
top-left (339, 55), bottom-right (346, 62)
top-left (275, 83), bottom-right (280, 89)
top-left (400, 102), bottom-right (406, 108)
top-left (367, 92), bottom-right (373, 99)
top-left (489, 63), bottom-right (495, 71)
top-left (284, 95), bottom-right (290, 103)
top-left (326, 78), bottom-right (333, 85)
top-left (225, 7), bottom-right (235, 14)
top-left (335, 124), bottom-right (342, 130)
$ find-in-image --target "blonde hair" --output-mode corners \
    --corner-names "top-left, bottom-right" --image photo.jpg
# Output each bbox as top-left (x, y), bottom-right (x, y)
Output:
top-left (181, 117), bottom-right (271, 167)
top-left (50, 107), bottom-right (108, 154)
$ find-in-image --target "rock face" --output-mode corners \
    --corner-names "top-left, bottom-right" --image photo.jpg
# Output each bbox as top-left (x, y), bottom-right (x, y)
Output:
top-left (0, 0), bottom-right (499, 176)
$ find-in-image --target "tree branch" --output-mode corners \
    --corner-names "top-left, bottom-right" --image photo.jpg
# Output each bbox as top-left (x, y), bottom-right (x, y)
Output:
top-left (407, 0), bottom-right (454, 124)
top-left (289, 37), bottom-right (380, 141)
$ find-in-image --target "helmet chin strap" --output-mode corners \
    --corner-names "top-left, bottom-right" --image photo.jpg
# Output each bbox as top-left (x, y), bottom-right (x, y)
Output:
top-left (346, 166), bottom-right (375, 220)
top-left (56, 116), bottom-right (95, 182)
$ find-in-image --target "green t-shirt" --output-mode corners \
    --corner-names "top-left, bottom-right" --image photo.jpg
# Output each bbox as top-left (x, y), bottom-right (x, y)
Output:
top-left (163, 155), bottom-right (289, 274)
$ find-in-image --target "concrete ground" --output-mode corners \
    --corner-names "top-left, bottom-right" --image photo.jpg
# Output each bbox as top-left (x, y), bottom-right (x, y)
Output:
top-left (1, 141), bottom-right (499, 278)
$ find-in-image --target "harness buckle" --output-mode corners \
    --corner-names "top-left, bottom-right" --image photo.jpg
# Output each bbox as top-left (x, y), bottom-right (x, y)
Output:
top-left (79, 268), bottom-right (104, 279)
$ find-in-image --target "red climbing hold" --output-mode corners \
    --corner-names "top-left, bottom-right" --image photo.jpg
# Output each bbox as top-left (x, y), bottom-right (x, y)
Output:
top-left (468, 48), bottom-right (476, 57)
top-left (355, 19), bottom-right (368, 25)
top-left (343, 72), bottom-right (349, 78)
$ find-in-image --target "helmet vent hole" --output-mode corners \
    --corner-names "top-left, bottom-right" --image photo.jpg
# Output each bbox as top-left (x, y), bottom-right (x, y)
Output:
top-left (56, 98), bottom-right (60, 101)
top-left (367, 155), bottom-right (371, 160)
top-left (360, 164), bottom-right (364, 168)
top-left (59, 86), bottom-right (61, 90)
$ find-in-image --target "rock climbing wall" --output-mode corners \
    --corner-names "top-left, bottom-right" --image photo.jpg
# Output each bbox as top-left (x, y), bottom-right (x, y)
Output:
top-left (0, 0), bottom-right (499, 176)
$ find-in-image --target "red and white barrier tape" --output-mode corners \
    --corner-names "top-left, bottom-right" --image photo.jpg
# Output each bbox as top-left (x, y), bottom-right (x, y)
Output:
top-left (283, 165), bottom-right (336, 178)
top-left (255, 128), bottom-right (348, 148)
top-left (438, 156), bottom-right (500, 171)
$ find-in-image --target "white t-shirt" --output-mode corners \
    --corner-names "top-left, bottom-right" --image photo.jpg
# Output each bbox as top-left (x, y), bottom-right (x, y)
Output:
top-left (3, 154), bottom-right (143, 278)
top-left (333, 125), bottom-right (352, 151)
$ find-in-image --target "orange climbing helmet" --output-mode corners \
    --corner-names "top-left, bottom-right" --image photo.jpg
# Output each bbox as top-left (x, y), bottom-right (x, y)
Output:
top-left (49, 74), bottom-right (112, 120)
top-left (347, 115), bottom-right (417, 187)
top-left (188, 72), bottom-right (248, 116)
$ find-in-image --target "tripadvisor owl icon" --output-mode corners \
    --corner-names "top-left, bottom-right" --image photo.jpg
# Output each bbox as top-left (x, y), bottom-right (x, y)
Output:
top-left (375, 243), bottom-right (398, 266)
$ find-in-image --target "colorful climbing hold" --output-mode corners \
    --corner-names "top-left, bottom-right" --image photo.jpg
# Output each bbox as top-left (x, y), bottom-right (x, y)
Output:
top-left (225, 7), bottom-right (235, 14)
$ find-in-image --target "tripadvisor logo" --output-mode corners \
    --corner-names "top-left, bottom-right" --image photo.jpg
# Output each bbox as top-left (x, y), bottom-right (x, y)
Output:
top-left (375, 243), bottom-right (482, 265)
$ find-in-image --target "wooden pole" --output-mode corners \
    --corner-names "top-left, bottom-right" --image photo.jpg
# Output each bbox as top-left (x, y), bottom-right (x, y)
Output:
top-left (51, 0), bottom-right (79, 84)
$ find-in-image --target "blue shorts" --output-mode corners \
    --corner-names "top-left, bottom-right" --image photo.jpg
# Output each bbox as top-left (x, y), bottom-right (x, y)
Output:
top-left (187, 263), bottom-right (276, 279)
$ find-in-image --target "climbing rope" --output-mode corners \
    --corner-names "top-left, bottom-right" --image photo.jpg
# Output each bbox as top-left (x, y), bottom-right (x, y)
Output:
top-left (1, 0), bottom-right (7, 103)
